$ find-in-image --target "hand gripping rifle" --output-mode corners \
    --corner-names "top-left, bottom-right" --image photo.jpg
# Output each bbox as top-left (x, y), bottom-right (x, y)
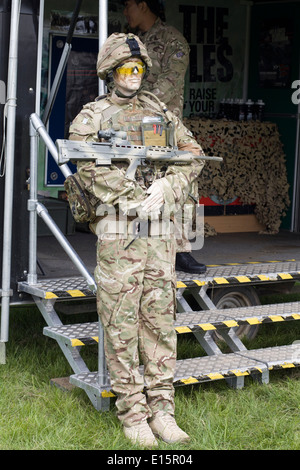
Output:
top-left (56, 129), bottom-right (222, 180)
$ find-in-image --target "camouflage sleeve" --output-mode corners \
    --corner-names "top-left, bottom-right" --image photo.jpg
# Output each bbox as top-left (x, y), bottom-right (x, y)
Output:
top-left (76, 160), bottom-right (146, 212)
top-left (69, 103), bottom-right (147, 212)
top-left (174, 115), bottom-right (205, 156)
top-left (69, 102), bottom-right (99, 142)
top-left (146, 37), bottom-right (189, 107)
top-left (155, 114), bottom-right (205, 211)
top-left (156, 161), bottom-right (202, 213)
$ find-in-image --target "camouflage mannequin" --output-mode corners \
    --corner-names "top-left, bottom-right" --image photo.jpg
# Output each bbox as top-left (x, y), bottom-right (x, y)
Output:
top-left (69, 33), bottom-right (205, 447)
top-left (123, 0), bottom-right (206, 274)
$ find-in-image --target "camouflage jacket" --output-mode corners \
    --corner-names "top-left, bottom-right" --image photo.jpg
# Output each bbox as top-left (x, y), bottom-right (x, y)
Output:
top-left (69, 90), bottom-right (204, 218)
top-left (137, 18), bottom-right (190, 118)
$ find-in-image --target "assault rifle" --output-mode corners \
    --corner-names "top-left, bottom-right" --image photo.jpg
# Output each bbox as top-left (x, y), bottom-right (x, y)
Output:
top-left (56, 129), bottom-right (222, 180)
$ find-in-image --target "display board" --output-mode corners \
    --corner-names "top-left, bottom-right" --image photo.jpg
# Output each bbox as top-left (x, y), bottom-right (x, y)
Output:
top-left (167, 0), bottom-right (247, 118)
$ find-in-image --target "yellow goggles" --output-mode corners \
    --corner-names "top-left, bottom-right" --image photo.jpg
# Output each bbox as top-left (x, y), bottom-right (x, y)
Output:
top-left (115, 60), bottom-right (146, 76)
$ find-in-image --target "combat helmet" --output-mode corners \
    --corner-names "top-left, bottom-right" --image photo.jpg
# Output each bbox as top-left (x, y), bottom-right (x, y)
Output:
top-left (96, 32), bottom-right (152, 89)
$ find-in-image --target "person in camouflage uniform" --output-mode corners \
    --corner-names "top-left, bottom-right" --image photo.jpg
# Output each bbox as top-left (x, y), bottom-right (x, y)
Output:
top-left (69, 32), bottom-right (205, 447)
top-left (123, 0), bottom-right (207, 274)
top-left (139, 16), bottom-right (188, 118)
top-left (123, 0), bottom-right (188, 119)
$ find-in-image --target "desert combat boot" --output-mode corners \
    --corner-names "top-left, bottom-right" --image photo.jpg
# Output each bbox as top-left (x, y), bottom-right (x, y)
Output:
top-left (123, 421), bottom-right (158, 447)
top-left (149, 411), bottom-right (190, 444)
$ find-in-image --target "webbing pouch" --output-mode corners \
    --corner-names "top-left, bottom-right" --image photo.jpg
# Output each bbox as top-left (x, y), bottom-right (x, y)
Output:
top-left (64, 173), bottom-right (99, 224)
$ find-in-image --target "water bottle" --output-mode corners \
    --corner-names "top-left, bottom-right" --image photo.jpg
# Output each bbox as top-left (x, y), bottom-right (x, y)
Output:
top-left (238, 99), bottom-right (245, 121)
top-left (256, 99), bottom-right (265, 121)
top-left (246, 99), bottom-right (254, 121)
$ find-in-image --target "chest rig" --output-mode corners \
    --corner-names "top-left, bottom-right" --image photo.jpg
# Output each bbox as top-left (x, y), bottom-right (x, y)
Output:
top-left (98, 92), bottom-right (175, 189)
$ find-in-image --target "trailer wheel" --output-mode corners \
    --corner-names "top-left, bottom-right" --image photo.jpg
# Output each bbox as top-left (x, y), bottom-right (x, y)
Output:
top-left (210, 286), bottom-right (260, 340)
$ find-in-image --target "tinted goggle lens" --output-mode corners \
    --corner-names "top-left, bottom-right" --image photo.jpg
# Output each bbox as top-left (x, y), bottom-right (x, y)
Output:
top-left (115, 61), bottom-right (146, 76)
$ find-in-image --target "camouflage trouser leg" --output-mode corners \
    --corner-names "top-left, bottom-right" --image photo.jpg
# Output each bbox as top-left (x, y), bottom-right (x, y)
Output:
top-left (174, 214), bottom-right (192, 253)
top-left (95, 235), bottom-right (177, 427)
top-left (174, 182), bottom-right (197, 253)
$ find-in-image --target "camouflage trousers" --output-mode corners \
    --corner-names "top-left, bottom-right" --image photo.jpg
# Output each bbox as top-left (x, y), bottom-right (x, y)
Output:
top-left (174, 190), bottom-right (198, 253)
top-left (95, 232), bottom-right (177, 427)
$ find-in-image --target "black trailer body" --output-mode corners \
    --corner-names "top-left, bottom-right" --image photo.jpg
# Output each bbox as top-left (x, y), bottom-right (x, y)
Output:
top-left (0, 0), bottom-right (39, 303)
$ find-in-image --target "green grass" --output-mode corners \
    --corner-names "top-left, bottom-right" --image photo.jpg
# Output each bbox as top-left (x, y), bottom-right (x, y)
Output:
top-left (0, 290), bottom-right (300, 450)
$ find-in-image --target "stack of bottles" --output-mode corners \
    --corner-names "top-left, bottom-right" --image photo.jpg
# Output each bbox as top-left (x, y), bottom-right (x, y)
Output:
top-left (217, 98), bottom-right (265, 121)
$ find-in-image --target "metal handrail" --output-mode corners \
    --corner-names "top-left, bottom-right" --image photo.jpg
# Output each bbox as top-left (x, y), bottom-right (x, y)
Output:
top-left (28, 113), bottom-right (96, 293)
top-left (1, 0), bottom-right (21, 354)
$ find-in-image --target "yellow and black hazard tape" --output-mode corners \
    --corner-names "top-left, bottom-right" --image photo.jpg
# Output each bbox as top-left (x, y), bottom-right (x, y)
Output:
top-left (175, 319), bottom-right (237, 333)
top-left (101, 369), bottom-right (252, 395)
top-left (71, 336), bottom-right (99, 347)
top-left (206, 259), bottom-right (296, 267)
top-left (175, 368), bottom-right (256, 386)
top-left (45, 288), bottom-right (93, 299)
top-left (44, 271), bottom-right (300, 298)
top-left (101, 389), bottom-right (115, 398)
top-left (175, 361), bottom-right (300, 386)
top-left (176, 271), bottom-right (300, 289)
top-left (93, 369), bottom-right (260, 398)
top-left (67, 313), bottom-right (300, 346)
top-left (175, 313), bottom-right (300, 334)
top-left (41, 260), bottom-right (300, 298)
top-left (238, 313), bottom-right (300, 325)
top-left (270, 361), bottom-right (300, 371)
top-left (80, 357), bottom-right (300, 399)
top-left (99, 359), bottom-right (300, 396)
